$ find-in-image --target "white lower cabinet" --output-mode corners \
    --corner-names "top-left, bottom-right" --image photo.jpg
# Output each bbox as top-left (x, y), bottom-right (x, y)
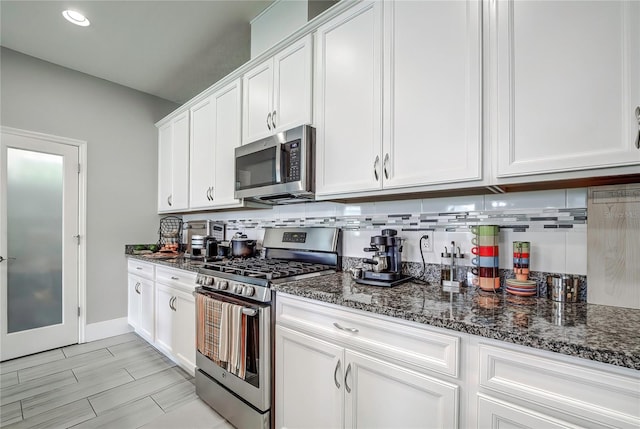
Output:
top-left (276, 327), bottom-right (343, 429)
top-left (127, 260), bottom-right (155, 343)
top-left (275, 294), bottom-right (640, 429)
top-left (477, 395), bottom-right (580, 429)
top-left (275, 294), bottom-right (460, 429)
top-left (154, 283), bottom-right (196, 375)
top-left (154, 266), bottom-right (197, 375)
top-left (475, 341), bottom-right (640, 429)
top-left (127, 260), bottom-right (197, 375)
top-left (276, 326), bottom-right (458, 429)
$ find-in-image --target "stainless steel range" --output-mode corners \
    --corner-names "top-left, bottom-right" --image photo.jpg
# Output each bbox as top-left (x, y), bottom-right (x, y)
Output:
top-left (194, 227), bottom-right (340, 429)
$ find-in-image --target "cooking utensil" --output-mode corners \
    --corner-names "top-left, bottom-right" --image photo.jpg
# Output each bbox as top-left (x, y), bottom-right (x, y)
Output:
top-left (231, 233), bottom-right (257, 257)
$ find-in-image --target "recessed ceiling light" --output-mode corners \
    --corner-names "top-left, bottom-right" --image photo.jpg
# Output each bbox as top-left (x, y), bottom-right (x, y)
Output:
top-left (62, 10), bottom-right (90, 27)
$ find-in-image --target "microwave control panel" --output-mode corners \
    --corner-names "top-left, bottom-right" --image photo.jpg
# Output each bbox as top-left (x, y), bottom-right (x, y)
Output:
top-left (285, 140), bottom-right (301, 182)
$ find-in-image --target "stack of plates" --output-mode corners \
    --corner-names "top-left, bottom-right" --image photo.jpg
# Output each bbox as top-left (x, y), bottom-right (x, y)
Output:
top-left (505, 279), bottom-right (537, 297)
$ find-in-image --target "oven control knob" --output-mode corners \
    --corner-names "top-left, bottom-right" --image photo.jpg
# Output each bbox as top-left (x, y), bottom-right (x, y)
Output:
top-left (217, 280), bottom-right (228, 290)
top-left (242, 286), bottom-right (255, 297)
top-left (206, 277), bottom-right (214, 286)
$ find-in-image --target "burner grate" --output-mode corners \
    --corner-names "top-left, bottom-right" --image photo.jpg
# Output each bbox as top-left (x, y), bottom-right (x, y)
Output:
top-left (202, 258), bottom-right (333, 280)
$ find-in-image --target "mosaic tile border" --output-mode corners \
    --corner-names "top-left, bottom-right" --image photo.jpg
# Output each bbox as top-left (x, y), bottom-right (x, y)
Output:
top-left (341, 257), bottom-right (588, 302)
top-left (222, 207), bottom-right (587, 233)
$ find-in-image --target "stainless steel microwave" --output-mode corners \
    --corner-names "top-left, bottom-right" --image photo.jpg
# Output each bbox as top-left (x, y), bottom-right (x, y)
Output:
top-left (234, 125), bottom-right (315, 204)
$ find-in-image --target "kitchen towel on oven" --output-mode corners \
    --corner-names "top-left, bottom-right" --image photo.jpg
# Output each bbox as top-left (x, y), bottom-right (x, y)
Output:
top-left (196, 294), bottom-right (223, 366)
top-left (196, 293), bottom-right (247, 380)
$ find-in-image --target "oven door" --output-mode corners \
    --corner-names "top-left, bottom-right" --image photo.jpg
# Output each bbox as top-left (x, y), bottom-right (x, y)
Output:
top-left (195, 289), bottom-right (271, 412)
top-left (235, 137), bottom-right (283, 199)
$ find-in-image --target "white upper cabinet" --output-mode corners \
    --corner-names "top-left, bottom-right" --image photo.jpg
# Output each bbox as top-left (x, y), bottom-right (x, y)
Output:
top-left (158, 111), bottom-right (189, 212)
top-left (492, 0), bottom-right (640, 178)
top-left (242, 35), bottom-right (313, 144)
top-left (315, 1), bottom-right (383, 196)
top-left (189, 97), bottom-right (215, 209)
top-left (382, 0), bottom-right (482, 189)
top-left (315, 0), bottom-right (482, 198)
top-left (189, 79), bottom-right (242, 209)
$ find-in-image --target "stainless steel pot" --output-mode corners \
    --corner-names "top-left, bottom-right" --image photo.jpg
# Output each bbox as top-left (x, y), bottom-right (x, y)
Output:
top-left (231, 233), bottom-right (256, 257)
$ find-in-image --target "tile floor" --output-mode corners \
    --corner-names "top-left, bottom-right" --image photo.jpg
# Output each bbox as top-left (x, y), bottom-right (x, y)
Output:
top-left (0, 333), bottom-right (233, 428)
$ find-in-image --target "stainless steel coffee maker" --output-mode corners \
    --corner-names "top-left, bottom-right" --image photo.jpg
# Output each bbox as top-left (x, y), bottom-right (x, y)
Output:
top-left (357, 229), bottom-right (411, 287)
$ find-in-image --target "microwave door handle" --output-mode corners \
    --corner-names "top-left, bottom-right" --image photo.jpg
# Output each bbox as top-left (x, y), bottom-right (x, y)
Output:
top-left (274, 142), bottom-right (282, 184)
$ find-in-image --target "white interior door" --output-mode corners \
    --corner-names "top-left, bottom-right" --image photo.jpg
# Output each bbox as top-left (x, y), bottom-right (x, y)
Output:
top-left (1, 129), bottom-right (79, 361)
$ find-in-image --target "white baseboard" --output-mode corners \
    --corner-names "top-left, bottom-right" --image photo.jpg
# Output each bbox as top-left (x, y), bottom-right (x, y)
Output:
top-left (84, 317), bottom-right (133, 342)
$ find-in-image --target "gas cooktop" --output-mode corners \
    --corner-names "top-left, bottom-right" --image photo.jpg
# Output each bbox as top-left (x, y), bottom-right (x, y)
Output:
top-left (202, 257), bottom-right (335, 281)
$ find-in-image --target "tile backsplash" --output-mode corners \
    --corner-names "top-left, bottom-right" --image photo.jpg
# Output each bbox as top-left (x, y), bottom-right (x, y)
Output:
top-left (184, 188), bottom-right (588, 277)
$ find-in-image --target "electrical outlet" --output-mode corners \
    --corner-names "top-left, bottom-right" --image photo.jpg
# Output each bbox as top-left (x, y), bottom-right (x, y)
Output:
top-left (421, 234), bottom-right (433, 252)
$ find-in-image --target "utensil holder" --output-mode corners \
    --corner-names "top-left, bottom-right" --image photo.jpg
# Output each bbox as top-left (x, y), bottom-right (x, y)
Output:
top-left (547, 275), bottom-right (579, 302)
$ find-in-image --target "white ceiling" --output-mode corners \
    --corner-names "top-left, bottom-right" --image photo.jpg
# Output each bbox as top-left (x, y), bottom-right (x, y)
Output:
top-left (0, 0), bottom-right (274, 104)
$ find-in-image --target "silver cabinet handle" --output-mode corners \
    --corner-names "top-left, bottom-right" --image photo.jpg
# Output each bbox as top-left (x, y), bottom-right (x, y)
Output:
top-left (267, 112), bottom-right (272, 130)
top-left (334, 359), bottom-right (341, 389)
top-left (168, 195), bottom-right (172, 207)
top-left (0, 256), bottom-right (16, 263)
top-left (344, 363), bottom-right (352, 393)
top-left (170, 276), bottom-right (179, 280)
top-left (135, 282), bottom-right (141, 294)
top-left (206, 187), bottom-right (211, 201)
top-left (209, 187), bottom-right (214, 201)
top-left (136, 267), bottom-right (143, 270)
top-left (169, 296), bottom-right (177, 311)
top-left (272, 110), bottom-right (277, 129)
top-left (373, 156), bottom-right (380, 181)
top-left (172, 297), bottom-right (177, 311)
top-left (333, 322), bottom-right (359, 333)
top-left (383, 153), bottom-right (389, 180)
top-left (635, 106), bottom-right (640, 149)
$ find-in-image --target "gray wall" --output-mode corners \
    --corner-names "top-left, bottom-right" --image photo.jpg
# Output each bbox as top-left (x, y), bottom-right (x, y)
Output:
top-left (1, 47), bottom-right (178, 324)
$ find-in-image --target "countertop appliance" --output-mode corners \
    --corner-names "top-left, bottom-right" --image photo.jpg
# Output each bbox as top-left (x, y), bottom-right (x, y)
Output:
top-left (234, 125), bottom-right (315, 204)
top-left (183, 220), bottom-right (225, 258)
top-left (357, 229), bottom-right (412, 287)
top-left (194, 226), bottom-right (340, 429)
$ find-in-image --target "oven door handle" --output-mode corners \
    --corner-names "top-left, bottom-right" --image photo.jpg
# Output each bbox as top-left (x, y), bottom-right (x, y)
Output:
top-left (242, 307), bottom-right (258, 317)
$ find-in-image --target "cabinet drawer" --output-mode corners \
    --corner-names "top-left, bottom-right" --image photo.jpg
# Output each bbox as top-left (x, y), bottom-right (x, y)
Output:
top-left (276, 293), bottom-right (460, 377)
top-left (479, 343), bottom-right (640, 428)
top-left (155, 266), bottom-right (196, 292)
top-left (127, 259), bottom-right (154, 280)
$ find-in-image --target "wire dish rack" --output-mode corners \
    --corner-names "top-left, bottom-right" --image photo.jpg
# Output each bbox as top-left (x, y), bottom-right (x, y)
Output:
top-left (158, 216), bottom-right (183, 250)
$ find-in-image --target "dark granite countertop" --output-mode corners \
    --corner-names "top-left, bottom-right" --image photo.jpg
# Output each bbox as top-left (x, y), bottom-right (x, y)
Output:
top-left (272, 272), bottom-right (640, 371)
top-left (127, 253), bottom-right (204, 273)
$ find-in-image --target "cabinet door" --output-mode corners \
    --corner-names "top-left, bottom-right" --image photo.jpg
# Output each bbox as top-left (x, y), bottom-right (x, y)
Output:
top-left (155, 283), bottom-right (174, 356)
top-left (273, 34), bottom-right (313, 133)
top-left (127, 275), bottom-right (142, 329)
top-left (493, 0), bottom-right (640, 177)
top-left (212, 79), bottom-right (242, 207)
top-left (477, 395), bottom-right (580, 429)
top-left (157, 123), bottom-right (173, 212)
top-left (243, 59), bottom-right (274, 144)
top-left (383, 0), bottom-right (482, 189)
top-left (276, 326), bottom-right (344, 429)
top-left (189, 97), bottom-right (215, 209)
top-left (170, 111), bottom-right (190, 210)
top-left (344, 350), bottom-right (459, 429)
top-left (172, 290), bottom-right (196, 375)
top-left (138, 277), bottom-right (155, 343)
top-left (315, 1), bottom-right (383, 196)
